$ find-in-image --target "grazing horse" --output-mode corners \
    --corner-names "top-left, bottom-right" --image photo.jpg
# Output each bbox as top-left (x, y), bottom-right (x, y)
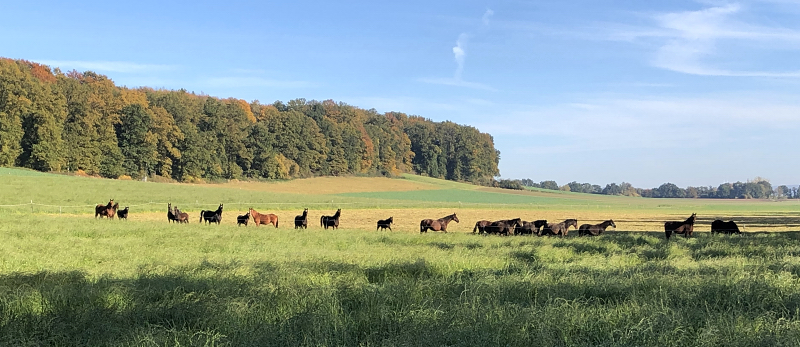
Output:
top-left (473, 220), bottom-right (491, 234)
top-left (420, 213), bottom-right (459, 233)
top-left (237, 212), bottom-right (250, 226)
top-left (486, 218), bottom-right (523, 236)
top-left (711, 220), bottom-right (741, 234)
top-left (294, 208), bottom-right (308, 229)
top-left (664, 213), bottom-right (696, 239)
top-left (249, 208), bottom-right (279, 227)
top-left (95, 199), bottom-right (114, 218)
top-left (117, 207), bottom-right (129, 220)
top-left (516, 220), bottom-right (548, 235)
top-left (578, 220), bottom-right (616, 236)
top-left (174, 207), bottom-right (189, 224)
top-left (200, 204), bottom-right (223, 224)
top-left (377, 217), bottom-right (394, 231)
top-left (540, 219), bottom-right (578, 237)
top-left (321, 209), bottom-right (341, 230)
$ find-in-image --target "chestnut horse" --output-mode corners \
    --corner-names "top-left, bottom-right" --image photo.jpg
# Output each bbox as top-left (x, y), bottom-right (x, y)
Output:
top-left (578, 220), bottom-right (616, 236)
top-left (95, 199), bottom-right (114, 218)
top-left (665, 213), bottom-right (696, 239)
top-left (420, 213), bottom-right (459, 233)
top-left (250, 208), bottom-right (278, 227)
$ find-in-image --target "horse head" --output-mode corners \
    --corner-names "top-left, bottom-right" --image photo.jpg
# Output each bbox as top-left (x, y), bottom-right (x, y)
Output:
top-left (609, 220), bottom-right (616, 228)
top-left (452, 213), bottom-right (459, 223)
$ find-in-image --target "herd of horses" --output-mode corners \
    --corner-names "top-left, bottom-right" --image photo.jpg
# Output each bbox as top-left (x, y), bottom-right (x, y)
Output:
top-left (94, 199), bottom-right (128, 220)
top-left (95, 200), bottom-right (742, 239)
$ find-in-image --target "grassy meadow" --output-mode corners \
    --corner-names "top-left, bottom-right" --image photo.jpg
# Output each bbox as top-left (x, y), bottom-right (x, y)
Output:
top-left (1, 167), bottom-right (800, 346)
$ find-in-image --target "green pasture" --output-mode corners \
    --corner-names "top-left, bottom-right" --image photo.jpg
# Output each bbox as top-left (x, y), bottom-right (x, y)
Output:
top-left (2, 213), bottom-right (800, 346)
top-left (2, 167), bottom-right (800, 345)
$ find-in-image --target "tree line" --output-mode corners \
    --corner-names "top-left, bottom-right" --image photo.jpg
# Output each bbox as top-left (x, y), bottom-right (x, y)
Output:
top-left (517, 178), bottom-right (796, 199)
top-left (0, 58), bottom-right (499, 183)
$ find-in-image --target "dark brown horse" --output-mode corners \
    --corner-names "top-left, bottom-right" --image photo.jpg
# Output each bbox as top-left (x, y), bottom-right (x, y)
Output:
top-left (174, 207), bottom-right (189, 224)
top-left (294, 208), bottom-right (308, 229)
top-left (200, 204), bottom-right (223, 224)
top-left (377, 217), bottom-right (393, 231)
top-left (540, 219), bottom-right (578, 237)
top-left (420, 213), bottom-right (459, 233)
top-left (321, 209), bottom-right (341, 230)
top-left (515, 220), bottom-right (548, 235)
top-left (473, 220), bottom-right (491, 234)
top-left (578, 220), bottom-right (616, 236)
top-left (711, 219), bottom-right (740, 235)
top-left (237, 212), bottom-right (250, 226)
top-left (250, 208), bottom-right (278, 227)
top-left (117, 207), bottom-right (129, 220)
top-left (486, 218), bottom-right (523, 236)
top-left (665, 213), bottom-right (696, 239)
top-left (95, 199), bottom-right (114, 218)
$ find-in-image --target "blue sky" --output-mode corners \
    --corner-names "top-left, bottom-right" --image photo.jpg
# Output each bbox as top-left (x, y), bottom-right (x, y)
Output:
top-left (2, 0), bottom-right (799, 187)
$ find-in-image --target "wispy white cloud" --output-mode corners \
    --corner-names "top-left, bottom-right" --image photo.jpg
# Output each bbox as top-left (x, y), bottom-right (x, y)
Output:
top-left (38, 60), bottom-right (174, 73)
top-left (482, 9), bottom-right (494, 26)
top-left (420, 10), bottom-right (494, 89)
top-left (603, 3), bottom-right (800, 77)
top-left (452, 33), bottom-right (468, 80)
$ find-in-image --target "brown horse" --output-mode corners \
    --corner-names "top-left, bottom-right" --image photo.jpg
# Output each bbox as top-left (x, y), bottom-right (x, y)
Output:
top-left (174, 207), bottom-right (189, 223)
top-left (420, 213), bottom-right (459, 233)
top-left (665, 213), bottom-right (696, 239)
top-left (516, 220), bottom-right (548, 235)
top-left (473, 220), bottom-right (491, 234)
top-left (540, 219), bottom-right (578, 237)
top-left (578, 220), bottom-right (616, 236)
top-left (250, 208), bottom-right (278, 227)
top-left (486, 218), bottom-right (523, 236)
top-left (321, 209), bottom-right (341, 230)
top-left (95, 199), bottom-right (114, 218)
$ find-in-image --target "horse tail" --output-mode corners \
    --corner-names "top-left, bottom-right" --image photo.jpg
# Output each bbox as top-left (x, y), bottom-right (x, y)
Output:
top-left (276, 217), bottom-right (279, 228)
top-left (473, 222), bottom-right (479, 233)
top-left (320, 216), bottom-right (324, 227)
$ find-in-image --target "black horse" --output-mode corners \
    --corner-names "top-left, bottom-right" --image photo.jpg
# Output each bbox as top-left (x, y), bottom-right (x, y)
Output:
top-left (540, 219), bottom-right (578, 237)
top-left (200, 204), bottom-right (223, 225)
top-left (237, 212), bottom-right (250, 226)
top-left (377, 217), bottom-right (394, 231)
top-left (578, 220), bottom-right (616, 236)
top-left (665, 213), bottom-right (696, 239)
top-left (711, 220), bottom-right (741, 234)
top-left (321, 209), bottom-right (341, 230)
top-left (294, 208), bottom-right (308, 229)
top-left (117, 207), bottom-right (129, 220)
top-left (515, 220), bottom-right (548, 235)
top-left (168, 203), bottom-right (177, 223)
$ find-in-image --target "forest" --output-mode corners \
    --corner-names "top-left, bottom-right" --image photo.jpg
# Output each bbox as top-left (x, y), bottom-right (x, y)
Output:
top-left (0, 58), bottom-right (500, 183)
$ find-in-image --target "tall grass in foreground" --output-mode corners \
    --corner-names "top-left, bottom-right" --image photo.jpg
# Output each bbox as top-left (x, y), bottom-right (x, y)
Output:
top-left (1, 214), bottom-right (800, 346)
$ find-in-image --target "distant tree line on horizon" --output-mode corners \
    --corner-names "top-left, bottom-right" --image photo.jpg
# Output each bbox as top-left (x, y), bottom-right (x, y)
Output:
top-left (0, 58), bottom-right (500, 183)
top-left (516, 178), bottom-right (798, 199)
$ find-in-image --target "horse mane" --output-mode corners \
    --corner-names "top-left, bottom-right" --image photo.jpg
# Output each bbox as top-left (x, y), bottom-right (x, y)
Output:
top-left (332, 209), bottom-right (341, 218)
